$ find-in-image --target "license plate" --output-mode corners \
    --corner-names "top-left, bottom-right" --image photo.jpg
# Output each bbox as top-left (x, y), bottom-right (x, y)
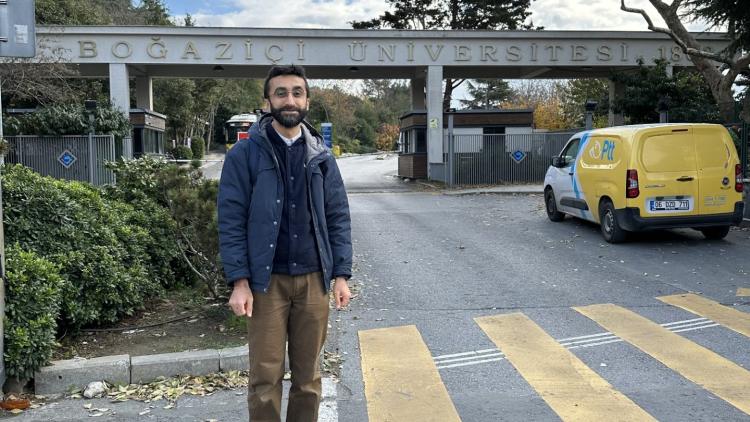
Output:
top-left (648, 198), bottom-right (692, 212)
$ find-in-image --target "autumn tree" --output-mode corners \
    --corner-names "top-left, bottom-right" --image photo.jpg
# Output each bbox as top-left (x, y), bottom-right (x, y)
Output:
top-left (352, 0), bottom-right (537, 109)
top-left (620, 0), bottom-right (749, 123)
top-left (502, 80), bottom-right (567, 130)
top-left (376, 124), bottom-right (401, 151)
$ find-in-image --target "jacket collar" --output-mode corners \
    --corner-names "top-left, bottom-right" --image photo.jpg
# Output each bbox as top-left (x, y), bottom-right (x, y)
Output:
top-left (251, 113), bottom-right (327, 164)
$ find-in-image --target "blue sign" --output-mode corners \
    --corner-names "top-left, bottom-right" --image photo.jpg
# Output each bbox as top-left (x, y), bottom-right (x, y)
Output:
top-left (57, 150), bottom-right (77, 169)
top-left (511, 150), bottom-right (527, 163)
top-left (321, 123), bottom-right (333, 148)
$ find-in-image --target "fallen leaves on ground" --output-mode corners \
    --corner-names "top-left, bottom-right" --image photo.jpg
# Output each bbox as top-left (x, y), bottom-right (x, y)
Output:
top-left (64, 371), bottom-right (249, 405)
top-left (322, 351), bottom-right (343, 378)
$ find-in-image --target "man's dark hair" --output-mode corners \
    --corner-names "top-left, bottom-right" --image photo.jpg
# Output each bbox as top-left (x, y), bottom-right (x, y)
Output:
top-left (263, 65), bottom-right (310, 99)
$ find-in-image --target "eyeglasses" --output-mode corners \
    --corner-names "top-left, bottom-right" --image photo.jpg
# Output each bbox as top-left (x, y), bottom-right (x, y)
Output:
top-left (273, 87), bottom-right (306, 99)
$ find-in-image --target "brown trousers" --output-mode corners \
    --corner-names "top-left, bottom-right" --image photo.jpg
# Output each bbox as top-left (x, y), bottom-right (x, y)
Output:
top-left (246, 272), bottom-right (329, 422)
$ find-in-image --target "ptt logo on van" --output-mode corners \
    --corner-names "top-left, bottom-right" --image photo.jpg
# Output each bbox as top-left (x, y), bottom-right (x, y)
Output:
top-left (589, 139), bottom-right (615, 161)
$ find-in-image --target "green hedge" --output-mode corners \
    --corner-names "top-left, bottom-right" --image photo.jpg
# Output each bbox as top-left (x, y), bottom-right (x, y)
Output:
top-left (171, 145), bottom-right (193, 160)
top-left (3, 165), bottom-right (165, 329)
top-left (191, 137), bottom-right (205, 159)
top-left (4, 245), bottom-right (64, 380)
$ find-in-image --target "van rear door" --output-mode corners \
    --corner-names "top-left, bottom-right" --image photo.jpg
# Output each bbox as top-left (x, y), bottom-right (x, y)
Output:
top-left (694, 125), bottom-right (738, 215)
top-left (637, 128), bottom-right (699, 217)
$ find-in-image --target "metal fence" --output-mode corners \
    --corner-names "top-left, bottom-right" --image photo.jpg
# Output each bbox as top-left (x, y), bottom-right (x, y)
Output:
top-left (446, 132), bottom-right (573, 186)
top-left (5, 135), bottom-right (117, 185)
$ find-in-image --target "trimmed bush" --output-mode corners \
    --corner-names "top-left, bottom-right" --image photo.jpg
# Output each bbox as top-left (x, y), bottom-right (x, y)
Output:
top-left (4, 245), bottom-right (64, 380)
top-left (2, 165), bottom-right (162, 329)
top-left (104, 158), bottom-right (195, 288)
top-left (190, 137), bottom-right (205, 159)
top-left (171, 145), bottom-right (193, 160)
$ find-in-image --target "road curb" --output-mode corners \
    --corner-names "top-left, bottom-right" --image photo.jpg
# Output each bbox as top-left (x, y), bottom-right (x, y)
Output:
top-left (34, 346), bottom-right (250, 395)
top-left (443, 188), bottom-right (543, 196)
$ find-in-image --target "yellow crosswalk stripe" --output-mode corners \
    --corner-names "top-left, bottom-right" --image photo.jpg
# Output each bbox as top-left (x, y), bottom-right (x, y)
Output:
top-left (575, 303), bottom-right (750, 415)
top-left (658, 293), bottom-right (750, 339)
top-left (475, 313), bottom-right (656, 421)
top-left (737, 288), bottom-right (750, 297)
top-left (358, 325), bottom-right (461, 422)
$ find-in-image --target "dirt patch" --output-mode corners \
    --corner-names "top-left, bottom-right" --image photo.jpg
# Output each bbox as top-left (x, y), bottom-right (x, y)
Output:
top-left (53, 287), bottom-right (247, 360)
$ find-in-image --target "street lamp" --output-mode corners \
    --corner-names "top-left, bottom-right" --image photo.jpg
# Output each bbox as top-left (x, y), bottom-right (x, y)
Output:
top-left (84, 100), bottom-right (97, 184)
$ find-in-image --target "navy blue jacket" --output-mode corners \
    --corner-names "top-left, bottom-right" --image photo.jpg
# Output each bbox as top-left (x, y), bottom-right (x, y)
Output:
top-left (218, 114), bottom-right (352, 293)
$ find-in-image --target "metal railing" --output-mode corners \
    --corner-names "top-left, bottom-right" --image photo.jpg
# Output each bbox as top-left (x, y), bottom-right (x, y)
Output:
top-left (4, 135), bottom-right (117, 185)
top-left (446, 133), bottom-right (573, 186)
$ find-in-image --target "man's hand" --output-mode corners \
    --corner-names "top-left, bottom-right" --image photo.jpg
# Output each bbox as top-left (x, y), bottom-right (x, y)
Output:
top-left (229, 279), bottom-right (253, 317)
top-left (333, 277), bottom-right (351, 310)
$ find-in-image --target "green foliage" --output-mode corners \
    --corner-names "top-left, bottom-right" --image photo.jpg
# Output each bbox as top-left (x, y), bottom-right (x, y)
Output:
top-left (361, 80), bottom-right (412, 124)
top-left (157, 165), bottom-right (222, 296)
top-left (3, 103), bottom-right (131, 141)
top-left (35, 0), bottom-right (112, 25)
top-left (352, 0), bottom-right (535, 30)
top-left (171, 145), bottom-right (194, 160)
top-left (559, 79), bottom-right (610, 128)
top-left (191, 137), bottom-right (206, 159)
top-left (684, 0), bottom-right (749, 53)
top-left (4, 245), bottom-right (64, 380)
top-left (35, 0), bottom-right (173, 25)
top-left (611, 59), bottom-right (721, 124)
top-left (460, 79), bottom-right (513, 110)
top-left (103, 159), bottom-right (189, 289)
top-left (2, 165), bottom-right (163, 329)
top-left (106, 157), bottom-right (219, 294)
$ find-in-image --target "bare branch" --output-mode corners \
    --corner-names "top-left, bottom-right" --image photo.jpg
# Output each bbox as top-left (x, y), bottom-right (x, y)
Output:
top-left (620, 0), bottom-right (670, 34)
top-left (620, 0), bottom-right (732, 64)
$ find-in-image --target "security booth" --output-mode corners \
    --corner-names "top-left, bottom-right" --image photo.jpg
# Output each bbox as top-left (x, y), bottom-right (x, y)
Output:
top-left (129, 108), bottom-right (166, 157)
top-left (398, 109), bottom-right (534, 180)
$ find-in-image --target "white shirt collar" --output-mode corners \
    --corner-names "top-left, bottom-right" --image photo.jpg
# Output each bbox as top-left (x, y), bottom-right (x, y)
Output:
top-left (273, 127), bottom-right (302, 147)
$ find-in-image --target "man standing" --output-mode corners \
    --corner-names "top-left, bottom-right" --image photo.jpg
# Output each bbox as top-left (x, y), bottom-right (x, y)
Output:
top-left (218, 65), bottom-right (352, 421)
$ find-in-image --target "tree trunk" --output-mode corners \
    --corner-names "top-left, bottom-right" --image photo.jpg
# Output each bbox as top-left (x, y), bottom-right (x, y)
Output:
top-left (443, 80), bottom-right (453, 111)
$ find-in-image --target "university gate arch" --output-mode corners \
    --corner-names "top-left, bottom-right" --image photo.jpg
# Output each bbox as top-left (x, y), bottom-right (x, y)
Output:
top-left (34, 26), bottom-right (729, 181)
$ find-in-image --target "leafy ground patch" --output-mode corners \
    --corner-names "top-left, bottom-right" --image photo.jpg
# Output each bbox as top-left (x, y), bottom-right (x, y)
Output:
top-left (53, 287), bottom-right (246, 360)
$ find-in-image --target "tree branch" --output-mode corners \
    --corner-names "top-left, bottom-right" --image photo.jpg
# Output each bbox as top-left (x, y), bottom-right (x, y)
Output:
top-left (620, 0), bottom-right (733, 64)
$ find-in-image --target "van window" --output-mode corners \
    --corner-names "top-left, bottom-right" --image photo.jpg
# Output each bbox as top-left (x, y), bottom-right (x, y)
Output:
top-left (560, 138), bottom-right (580, 166)
top-left (694, 133), bottom-right (730, 169)
top-left (640, 134), bottom-right (696, 172)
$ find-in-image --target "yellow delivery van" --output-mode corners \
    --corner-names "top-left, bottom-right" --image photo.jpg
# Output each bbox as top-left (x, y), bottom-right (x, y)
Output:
top-left (544, 124), bottom-right (745, 243)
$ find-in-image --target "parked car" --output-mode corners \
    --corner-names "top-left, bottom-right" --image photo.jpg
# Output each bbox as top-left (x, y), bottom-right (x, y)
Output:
top-left (544, 124), bottom-right (745, 243)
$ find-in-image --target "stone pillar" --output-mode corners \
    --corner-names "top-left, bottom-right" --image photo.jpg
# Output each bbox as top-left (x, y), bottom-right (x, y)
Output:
top-left (109, 63), bottom-right (130, 117)
top-left (608, 79), bottom-right (625, 127)
top-left (135, 76), bottom-right (153, 110)
top-left (426, 66), bottom-right (443, 171)
top-left (410, 77), bottom-right (426, 110)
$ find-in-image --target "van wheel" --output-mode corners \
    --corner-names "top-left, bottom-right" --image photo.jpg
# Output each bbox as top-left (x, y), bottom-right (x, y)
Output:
top-left (599, 201), bottom-right (627, 243)
top-left (700, 226), bottom-right (730, 240)
top-left (545, 189), bottom-right (565, 222)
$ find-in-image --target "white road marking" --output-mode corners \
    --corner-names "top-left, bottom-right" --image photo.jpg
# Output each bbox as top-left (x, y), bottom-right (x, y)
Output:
top-left (435, 317), bottom-right (718, 370)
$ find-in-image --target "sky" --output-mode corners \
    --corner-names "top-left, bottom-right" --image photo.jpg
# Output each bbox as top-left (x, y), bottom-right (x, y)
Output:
top-left (160, 0), bottom-right (712, 32)
top-left (157, 0), bottom-right (713, 103)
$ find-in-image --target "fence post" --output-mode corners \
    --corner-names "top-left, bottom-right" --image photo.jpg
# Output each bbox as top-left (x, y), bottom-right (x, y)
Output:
top-left (447, 113), bottom-right (454, 187)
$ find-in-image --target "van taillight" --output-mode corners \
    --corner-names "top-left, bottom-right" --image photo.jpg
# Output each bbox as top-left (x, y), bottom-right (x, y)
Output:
top-left (626, 169), bottom-right (640, 198)
top-left (737, 164), bottom-right (744, 193)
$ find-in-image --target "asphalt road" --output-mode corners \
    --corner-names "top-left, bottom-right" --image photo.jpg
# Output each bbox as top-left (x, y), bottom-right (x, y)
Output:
top-left (334, 190), bottom-right (750, 422)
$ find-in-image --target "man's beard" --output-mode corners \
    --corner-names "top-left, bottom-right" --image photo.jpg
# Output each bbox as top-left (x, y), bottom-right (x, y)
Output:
top-left (270, 105), bottom-right (308, 128)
